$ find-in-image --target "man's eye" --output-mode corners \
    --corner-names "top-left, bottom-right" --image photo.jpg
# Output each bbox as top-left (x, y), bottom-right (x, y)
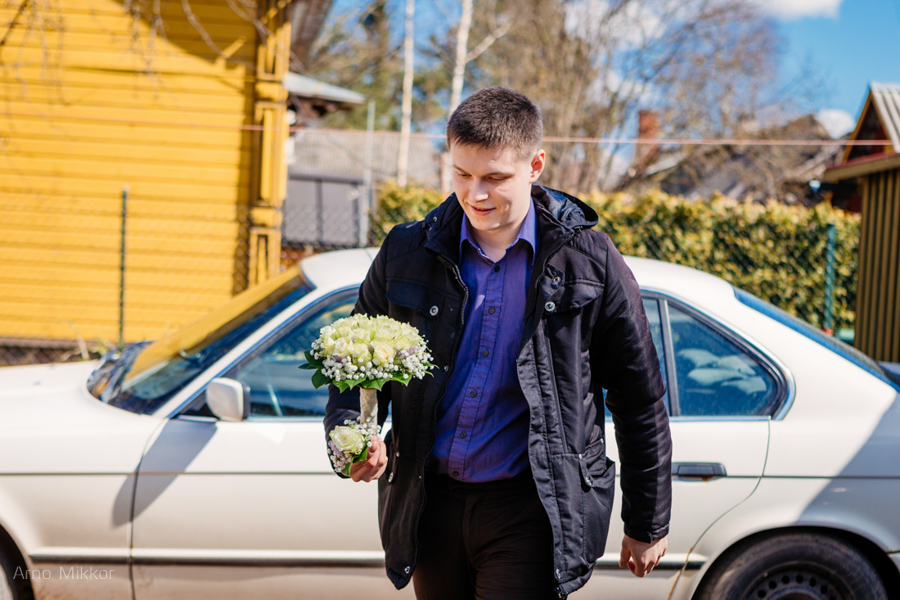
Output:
top-left (489, 177), bottom-right (508, 182)
top-left (456, 172), bottom-right (470, 178)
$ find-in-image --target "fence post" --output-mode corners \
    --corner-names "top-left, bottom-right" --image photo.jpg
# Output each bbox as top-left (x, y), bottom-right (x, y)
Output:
top-left (823, 222), bottom-right (836, 335)
top-left (119, 186), bottom-right (129, 347)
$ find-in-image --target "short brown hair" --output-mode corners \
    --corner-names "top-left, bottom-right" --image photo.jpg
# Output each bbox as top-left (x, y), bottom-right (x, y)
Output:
top-left (447, 87), bottom-right (542, 158)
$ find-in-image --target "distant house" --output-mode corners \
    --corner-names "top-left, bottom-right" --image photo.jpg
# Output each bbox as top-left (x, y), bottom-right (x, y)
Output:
top-left (622, 112), bottom-right (843, 206)
top-left (0, 0), bottom-right (329, 363)
top-left (823, 82), bottom-right (900, 362)
top-left (282, 129), bottom-right (440, 250)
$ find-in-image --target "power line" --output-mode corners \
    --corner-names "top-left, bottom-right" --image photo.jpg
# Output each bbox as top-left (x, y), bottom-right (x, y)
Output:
top-left (4, 111), bottom-right (893, 147)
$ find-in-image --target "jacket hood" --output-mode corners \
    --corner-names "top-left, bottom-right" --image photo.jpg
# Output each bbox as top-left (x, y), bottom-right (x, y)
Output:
top-left (422, 184), bottom-right (599, 262)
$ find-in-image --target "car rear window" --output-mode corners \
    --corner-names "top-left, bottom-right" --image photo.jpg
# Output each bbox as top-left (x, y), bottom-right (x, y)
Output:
top-left (735, 288), bottom-right (900, 393)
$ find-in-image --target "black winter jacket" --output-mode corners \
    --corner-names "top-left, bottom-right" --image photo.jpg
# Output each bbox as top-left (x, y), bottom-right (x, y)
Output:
top-left (325, 184), bottom-right (672, 596)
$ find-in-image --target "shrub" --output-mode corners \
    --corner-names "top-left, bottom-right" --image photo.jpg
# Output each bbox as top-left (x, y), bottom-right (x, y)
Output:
top-left (372, 184), bottom-right (859, 331)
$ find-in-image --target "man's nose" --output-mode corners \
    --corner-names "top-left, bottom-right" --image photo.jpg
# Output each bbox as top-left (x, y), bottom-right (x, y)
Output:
top-left (471, 180), bottom-right (490, 200)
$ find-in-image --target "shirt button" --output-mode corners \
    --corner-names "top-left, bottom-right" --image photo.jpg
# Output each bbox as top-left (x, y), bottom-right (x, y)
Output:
top-left (488, 307), bottom-right (496, 314)
top-left (429, 305), bottom-right (439, 316)
top-left (545, 301), bottom-right (556, 312)
top-left (469, 390), bottom-right (477, 397)
top-left (459, 431), bottom-right (467, 439)
top-left (481, 350), bottom-right (489, 357)
top-left (404, 566), bottom-right (411, 574)
top-left (452, 470), bottom-right (459, 477)
top-left (493, 265), bottom-right (501, 273)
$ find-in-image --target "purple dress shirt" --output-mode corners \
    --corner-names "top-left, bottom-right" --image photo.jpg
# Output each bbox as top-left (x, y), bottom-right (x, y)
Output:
top-left (432, 200), bottom-right (538, 482)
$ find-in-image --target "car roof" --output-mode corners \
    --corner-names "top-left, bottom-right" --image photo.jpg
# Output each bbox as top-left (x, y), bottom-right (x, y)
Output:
top-left (300, 247), bottom-right (737, 309)
top-left (300, 247), bottom-right (381, 291)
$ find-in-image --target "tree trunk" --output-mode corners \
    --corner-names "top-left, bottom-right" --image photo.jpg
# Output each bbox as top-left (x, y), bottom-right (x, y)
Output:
top-left (397, 0), bottom-right (415, 186)
top-left (442, 0), bottom-right (474, 193)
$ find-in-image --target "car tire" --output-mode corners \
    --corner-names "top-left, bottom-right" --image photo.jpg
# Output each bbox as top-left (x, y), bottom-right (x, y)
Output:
top-left (0, 544), bottom-right (29, 600)
top-left (696, 532), bottom-right (887, 600)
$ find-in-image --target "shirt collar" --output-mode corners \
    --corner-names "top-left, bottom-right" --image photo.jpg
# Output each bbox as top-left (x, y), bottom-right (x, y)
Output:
top-left (460, 198), bottom-right (538, 263)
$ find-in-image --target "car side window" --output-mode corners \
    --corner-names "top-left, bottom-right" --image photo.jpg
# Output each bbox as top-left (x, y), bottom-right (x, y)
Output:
top-left (668, 304), bottom-right (777, 417)
top-left (642, 297), bottom-right (670, 413)
top-left (227, 292), bottom-right (357, 418)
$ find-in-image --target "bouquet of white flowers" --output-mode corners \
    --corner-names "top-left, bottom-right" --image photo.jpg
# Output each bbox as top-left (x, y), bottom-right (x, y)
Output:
top-left (301, 314), bottom-right (435, 475)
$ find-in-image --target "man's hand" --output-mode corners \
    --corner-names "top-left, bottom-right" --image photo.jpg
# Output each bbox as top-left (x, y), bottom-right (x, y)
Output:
top-left (619, 535), bottom-right (667, 577)
top-left (349, 437), bottom-right (387, 482)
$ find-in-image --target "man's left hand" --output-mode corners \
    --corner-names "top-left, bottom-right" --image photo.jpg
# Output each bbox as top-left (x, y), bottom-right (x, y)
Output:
top-left (619, 535), bottom-right (667, 577)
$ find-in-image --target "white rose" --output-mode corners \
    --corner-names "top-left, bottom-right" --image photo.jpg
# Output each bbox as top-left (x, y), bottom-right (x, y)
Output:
top-left (319, 336), bottom-right (336, 354)
top-left (351, 342), bottom-right (372, 363)
top-left (395, 336), bottom-right (415, 353)
top-left (372, 340), bottom-right (395, 366)
top-left (329, 426), bottom-right (366, 455)
top-left (319, 325), bottom-right (334, 340)
top-left (351, 327), bottom-right (373, 343)
top-left (333, 338), bottom-right (351, 358)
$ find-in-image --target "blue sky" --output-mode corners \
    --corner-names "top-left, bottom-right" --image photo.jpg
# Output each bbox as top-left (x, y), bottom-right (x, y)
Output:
top-left (771, 0), bottom-right (900, 136)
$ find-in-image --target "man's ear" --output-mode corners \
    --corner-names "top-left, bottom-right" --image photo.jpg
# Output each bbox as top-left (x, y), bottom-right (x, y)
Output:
top-left (529, 149), bottom-right (546, 182)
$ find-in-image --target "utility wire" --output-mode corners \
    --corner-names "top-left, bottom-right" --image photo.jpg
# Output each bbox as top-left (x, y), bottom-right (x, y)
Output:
top-left (4, 112), bottom-right (891, 147)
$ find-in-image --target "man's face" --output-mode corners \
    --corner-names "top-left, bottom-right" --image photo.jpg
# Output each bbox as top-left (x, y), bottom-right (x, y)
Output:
top-left (451, 143), bottom-right (545, 246)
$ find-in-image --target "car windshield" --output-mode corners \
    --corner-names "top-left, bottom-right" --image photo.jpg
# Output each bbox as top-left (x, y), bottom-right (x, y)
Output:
top-left (89, 266), bottom-right (314, 415)
top-left (735, 288), bottom-right (900, 393)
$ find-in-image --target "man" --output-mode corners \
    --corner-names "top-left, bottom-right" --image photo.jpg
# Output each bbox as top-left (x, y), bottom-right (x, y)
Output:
top-left (326, 87), bottom-right (671, 599)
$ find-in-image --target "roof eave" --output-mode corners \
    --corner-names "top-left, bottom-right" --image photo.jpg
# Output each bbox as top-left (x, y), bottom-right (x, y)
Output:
top-left (283, 73), bottom-right (366, 106)
top-left (822, 152), bottom-right (900, 182)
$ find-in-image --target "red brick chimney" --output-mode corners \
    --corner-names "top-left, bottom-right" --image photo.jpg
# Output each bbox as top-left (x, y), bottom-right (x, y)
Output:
top-left (634, 109), bottom-right (660, 171)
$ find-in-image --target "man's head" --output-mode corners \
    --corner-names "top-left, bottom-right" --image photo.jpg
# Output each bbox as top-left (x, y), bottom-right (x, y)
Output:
top-left (447, 87), bottom-right (546, 254)
top-left (447, 86), bottom-right (543, 160)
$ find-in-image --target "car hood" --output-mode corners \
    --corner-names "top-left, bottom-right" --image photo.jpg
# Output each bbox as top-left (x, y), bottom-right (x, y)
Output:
top-left (0, 361), bottom-right (163, 475)
top-left (0, 360), bottom-right (99, 398)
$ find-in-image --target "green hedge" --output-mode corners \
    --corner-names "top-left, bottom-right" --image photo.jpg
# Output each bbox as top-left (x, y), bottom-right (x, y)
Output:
top-left (372, 184), bottom-right (859, 331)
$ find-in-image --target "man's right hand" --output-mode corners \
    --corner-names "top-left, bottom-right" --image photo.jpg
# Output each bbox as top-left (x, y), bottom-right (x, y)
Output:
top-left (349, 437), bottom-right (387, 482)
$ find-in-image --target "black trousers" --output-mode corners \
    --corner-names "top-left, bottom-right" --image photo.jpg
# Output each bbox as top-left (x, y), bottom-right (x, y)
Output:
top-left (412, 472), bottom-right (562, 600)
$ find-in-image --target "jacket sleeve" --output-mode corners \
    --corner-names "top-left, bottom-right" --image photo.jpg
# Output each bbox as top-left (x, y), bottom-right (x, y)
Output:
top-left (593, 239), bottom-right (672, 543)
top-left (323, 235), bottom-right (393, 476)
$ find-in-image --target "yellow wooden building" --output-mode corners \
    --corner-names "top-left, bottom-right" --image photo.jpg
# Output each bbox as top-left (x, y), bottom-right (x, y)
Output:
top-left (0, 0), bottom-right (329, 362)
top-left (823, 82), bottom-right (900, 362)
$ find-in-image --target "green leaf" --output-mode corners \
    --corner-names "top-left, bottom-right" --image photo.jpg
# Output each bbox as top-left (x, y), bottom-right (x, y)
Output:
top-left (310, 370), bottom-right (331, 390)
top-left (299, 350), bottom-right (324, 370)
top-left (341, 445), bottom-right (369, 476)
top-left (361, 378), bottom-right (391, 391)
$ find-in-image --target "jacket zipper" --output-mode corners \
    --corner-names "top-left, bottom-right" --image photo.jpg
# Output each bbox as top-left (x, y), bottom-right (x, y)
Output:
top-left (409, 255), bottom-right (468, 578)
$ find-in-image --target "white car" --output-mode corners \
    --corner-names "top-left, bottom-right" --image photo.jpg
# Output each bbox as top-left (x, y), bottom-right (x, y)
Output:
top-left (1, 248), bottom-right (898, 600)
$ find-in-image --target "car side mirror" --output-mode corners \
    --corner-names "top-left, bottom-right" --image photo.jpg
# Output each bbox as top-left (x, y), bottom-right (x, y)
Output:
top-left (206, 378), bottom-right (249, 422)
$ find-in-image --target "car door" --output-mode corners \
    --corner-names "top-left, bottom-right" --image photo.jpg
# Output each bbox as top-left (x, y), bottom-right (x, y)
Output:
top-left (587, 295), bottom-right (781, 598)
top-left (130, 290), bottom-right (414, 600)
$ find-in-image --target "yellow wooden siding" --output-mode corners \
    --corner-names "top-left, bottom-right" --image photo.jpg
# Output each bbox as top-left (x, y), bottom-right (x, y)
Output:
top-left (855, 169), bottom-right (900, 362)
top-left (0, 0), bottom-right (262, 345)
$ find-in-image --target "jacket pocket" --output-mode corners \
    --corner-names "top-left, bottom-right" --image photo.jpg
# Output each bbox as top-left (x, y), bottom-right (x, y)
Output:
top-left (581, 453), bottom-right (615, 563)
top-left (385, 279), bottom-right (448, 320)
top-left (542, 265), bottom-right (605, 315)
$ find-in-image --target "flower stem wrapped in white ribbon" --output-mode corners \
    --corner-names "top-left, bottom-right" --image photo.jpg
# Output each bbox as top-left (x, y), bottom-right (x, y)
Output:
top-left (301, 314), bottom-right (435, 475)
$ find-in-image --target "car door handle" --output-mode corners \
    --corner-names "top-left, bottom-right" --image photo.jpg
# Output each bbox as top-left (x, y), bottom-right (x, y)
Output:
top-left (672, 462), bottom-right (727, 480)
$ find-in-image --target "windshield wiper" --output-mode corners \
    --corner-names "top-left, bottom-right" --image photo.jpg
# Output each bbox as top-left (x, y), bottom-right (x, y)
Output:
top-left (96, 342), bottom-right (151, 403)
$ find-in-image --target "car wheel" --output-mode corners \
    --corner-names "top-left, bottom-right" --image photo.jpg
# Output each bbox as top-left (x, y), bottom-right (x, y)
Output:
top-left (696, 533), bottom-right (887, 600)
top-left (0, 545), bottom-right (29, 600)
